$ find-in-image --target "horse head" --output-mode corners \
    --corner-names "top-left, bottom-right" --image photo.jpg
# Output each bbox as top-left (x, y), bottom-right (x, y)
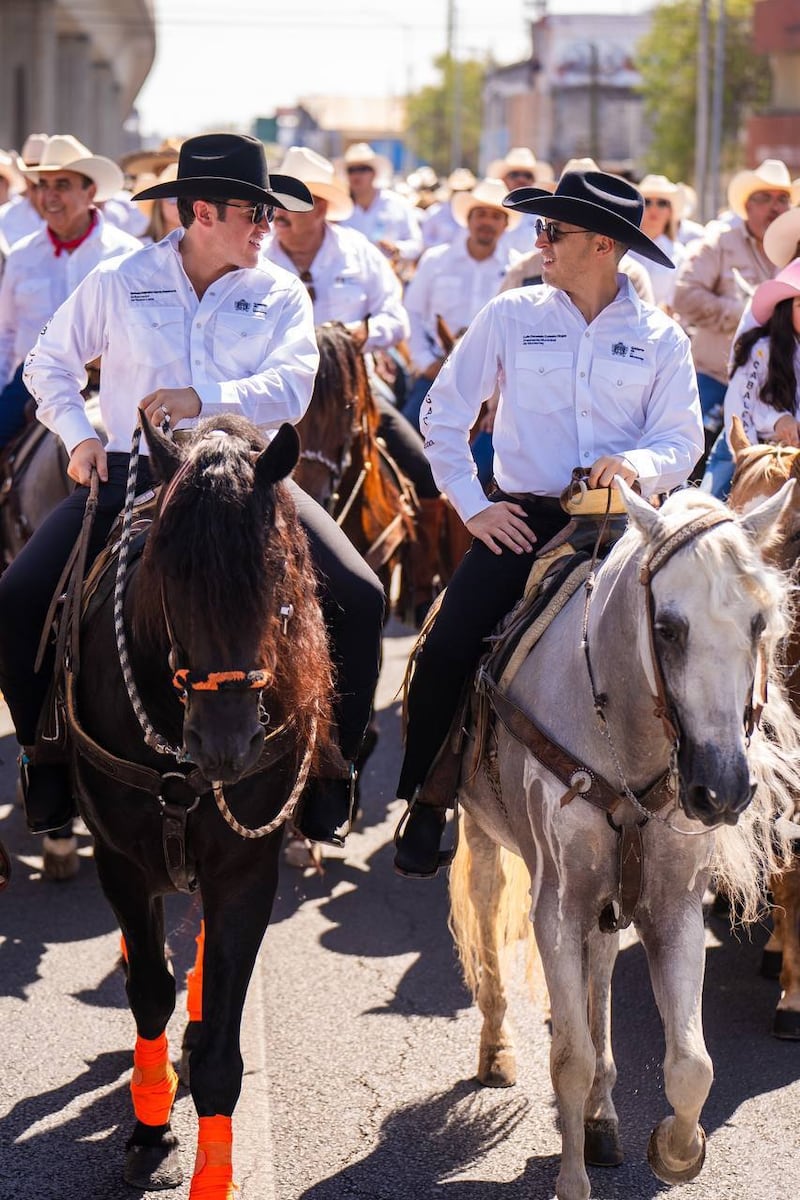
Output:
top-left (618, 480), bottom-right (794, 827)
top-left (136, 413), bottom-right (324, 783)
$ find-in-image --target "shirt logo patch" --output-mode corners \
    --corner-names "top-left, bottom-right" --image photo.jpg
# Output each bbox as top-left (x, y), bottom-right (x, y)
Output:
top-left (611, 341), bottom-right (628, 357)
top-left (234, 299), bottom-right (250, 312)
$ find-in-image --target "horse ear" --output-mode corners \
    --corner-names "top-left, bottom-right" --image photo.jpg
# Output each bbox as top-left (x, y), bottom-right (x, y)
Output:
top-left (254, 423), bottom-right (300, 493)
top-left (739, 478), bottom-right (798, 541)
top-left (436, 313), bottom-right (456, 355)
top-left (729, 416), bottom-right (751, 460)
top-left (616, 476), bottom-right (663, 542)
top-left (140, 408), bottom-right (184, 483)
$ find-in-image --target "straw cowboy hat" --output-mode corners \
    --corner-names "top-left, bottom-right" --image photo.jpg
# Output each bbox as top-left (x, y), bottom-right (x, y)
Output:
top-left (278, 146), bottom-right (353, 221)
top-left (727, 158), bottom-right (797, 220)
top-left (134, 132), bottom-right (313, 212)
top-left (487, 146), bottom-right (538, 180)
top-left (504, 170), bottom-right (675, 267)
top-left (21, 134), bottom-right (123, 202)
top-left (15, 132), bottom-right (48, 170)
top-left (407, 165), bottom-right (438, 192)
top-left (763, 206), bottom-right (800, 268)
top-left (335, 142), bottom-right (393, 187)
top-left (133, 161), bottom-right (179, 219)
top-left (446, 167), bottom-right (477, 192)
top-left (452, 178), bottom-right (521, 230)
top-left (120, 138), bottom-right (182, 181)
top-left (0, 150), bottom-right (24, 194)
top-left (751, 259), bottom-right (800, 325)
top-left (636, 173), bottom-right (685, 221)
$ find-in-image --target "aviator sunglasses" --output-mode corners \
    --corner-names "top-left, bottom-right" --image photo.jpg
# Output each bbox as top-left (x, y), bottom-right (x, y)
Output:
top-left (534, 218), bottom-right (589, 244)
top-left (216, 200), bottom-right (275, 224)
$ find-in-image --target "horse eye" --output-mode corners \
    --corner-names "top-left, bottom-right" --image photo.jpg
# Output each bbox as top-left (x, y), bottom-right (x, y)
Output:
top-left (751, 613), bottom-right (766, 639)
top-left (654, 617), bottom-right (684, 645)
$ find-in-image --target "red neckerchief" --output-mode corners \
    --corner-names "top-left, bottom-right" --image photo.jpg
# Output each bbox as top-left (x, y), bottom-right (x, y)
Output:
top-left (47, 207), bottom-right (98, 257)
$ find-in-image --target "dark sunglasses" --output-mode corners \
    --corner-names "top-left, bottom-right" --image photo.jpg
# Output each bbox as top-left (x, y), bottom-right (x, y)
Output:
top-left (346, 164), bottom-right (374, 175)
top-left (216, 200), bottom-right (274, 224)
top-left (506, 169), bottom-right (535, 182)
top-left (644, 197), bottom-right (671, 209)
top-left (534, 218), bottom-right (589, 244)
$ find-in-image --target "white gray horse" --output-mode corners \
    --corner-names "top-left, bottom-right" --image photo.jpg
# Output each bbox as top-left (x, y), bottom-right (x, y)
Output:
top-left (449, 482), bottom-right (800, 1200)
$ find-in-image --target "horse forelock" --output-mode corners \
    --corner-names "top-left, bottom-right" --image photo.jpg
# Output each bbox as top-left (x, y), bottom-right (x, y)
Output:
top-left (730, 443), bottom-right (799, 510)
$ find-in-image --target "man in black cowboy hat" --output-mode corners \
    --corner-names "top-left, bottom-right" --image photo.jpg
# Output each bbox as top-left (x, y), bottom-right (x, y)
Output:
top-left (394, 170), bottom-right (704, 878)
top-left (0, 132), bottom-right (383, 849)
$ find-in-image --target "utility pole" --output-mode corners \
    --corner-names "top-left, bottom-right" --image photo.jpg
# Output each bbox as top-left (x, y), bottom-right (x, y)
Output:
top-left (709, 0), bottom-right (726, 218)
top-left (695, 0), bottom-right (710, 221)
top-left (447, 0), bottom-right (462, 169)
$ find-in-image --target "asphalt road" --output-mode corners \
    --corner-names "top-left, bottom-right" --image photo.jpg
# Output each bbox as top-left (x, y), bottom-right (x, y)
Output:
top-left (0, 619), bottom-right (798, 1200)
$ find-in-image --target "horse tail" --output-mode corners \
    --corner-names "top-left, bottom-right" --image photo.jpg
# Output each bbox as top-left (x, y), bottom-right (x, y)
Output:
top-left (448, 812), bottom-right (541, 1002)
top-left (712, 679), bottom-right (800, 925)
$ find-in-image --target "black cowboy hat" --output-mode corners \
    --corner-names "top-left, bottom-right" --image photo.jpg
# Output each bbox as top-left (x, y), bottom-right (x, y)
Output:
top-left (133, 132), bottom-right (313, 212)
top-left (503, 170), bottom-right (674, 268)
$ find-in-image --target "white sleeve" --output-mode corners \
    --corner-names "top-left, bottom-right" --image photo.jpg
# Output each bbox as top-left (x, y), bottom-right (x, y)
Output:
top-left (361, 244), bottom-right (409, 350)
top-left (404, 253), bottom-right (440, 373)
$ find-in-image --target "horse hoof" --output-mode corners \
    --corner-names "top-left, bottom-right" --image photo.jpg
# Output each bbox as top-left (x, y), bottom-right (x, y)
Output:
top-left (42, 835), bottom-right (79, 881)
top-left (772, 1007), bottom-right (800, 1040)
top-left (647, 1118), bottom-right (706, 1185)
top-left (124, 1140), bottom-right (183, 1190)
top-left (760, 948), bottom-right (783, 980)
top-left (178, 1020), bottom-right (202, 1088)
top-left (584, 1118), bottom-right (624, 1167)
top-left (477, 1047), bottom-right (517, 1088)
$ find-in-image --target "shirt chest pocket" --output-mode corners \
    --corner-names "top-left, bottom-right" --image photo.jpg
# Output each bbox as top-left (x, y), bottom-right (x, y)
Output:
top-left (329, 277), bottom-right (368, 323)
top-left (126, 306), bottom-right (185, 366)
top-left (214, 311), bottom-right (271, 375)
top-left (591, 358), bottom-right (652, 418)
top-left (515, 349), bottom-right (574, 413)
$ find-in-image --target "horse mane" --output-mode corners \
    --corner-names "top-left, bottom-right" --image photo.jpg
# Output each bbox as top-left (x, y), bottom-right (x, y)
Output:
top-left (134, 416), bottom-right (335, 758)
top-left (611, 487), bottom-right (800, 921)
top-left (730, 442), bottom-right (800, 509)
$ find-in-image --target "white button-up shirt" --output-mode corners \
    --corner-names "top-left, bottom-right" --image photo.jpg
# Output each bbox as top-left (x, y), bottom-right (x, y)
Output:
top-left (0, 211), bottom-right (140, 387)
top-left (340, 188), bottom-right (423, 263)
top-left (724, 336), bottom-right (800, 445)
top-left (24, 228), bottom-right (318, 456)
top-left (262, 222), bottom-right (409, 350)
top-left (421, 276), bottom-right (703, 522)
top-left (404, 230), bottom-right (517, 372)
top-left (0, 195), bottom-right (44, 248)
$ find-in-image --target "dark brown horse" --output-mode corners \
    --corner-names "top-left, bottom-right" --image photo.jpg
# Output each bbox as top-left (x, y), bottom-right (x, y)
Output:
top-left (294, 321), bottom-right (417, 595)
top-left (70, 414), bottom-right (336, 1194)
top-left (728, 415), bottom-right (800, 1039)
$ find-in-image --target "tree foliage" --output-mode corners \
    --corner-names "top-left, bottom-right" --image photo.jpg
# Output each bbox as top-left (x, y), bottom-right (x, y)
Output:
top-left (637, 0), bottom-right (771, 182)
top-left (405, 54), bottom-right (487, 176)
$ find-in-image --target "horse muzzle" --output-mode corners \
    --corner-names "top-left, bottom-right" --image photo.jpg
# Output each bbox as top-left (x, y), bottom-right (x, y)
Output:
top-left (679, 742), bottom-right (757, 827)
top-left (183, 705), bottom-right (265, 784)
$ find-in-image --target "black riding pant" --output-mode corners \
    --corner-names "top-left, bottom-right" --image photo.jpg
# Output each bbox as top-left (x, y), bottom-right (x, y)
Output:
top-left (0, 454), bottom-right (384, 764)
top-left (397, 491), bottom-right (569, 800)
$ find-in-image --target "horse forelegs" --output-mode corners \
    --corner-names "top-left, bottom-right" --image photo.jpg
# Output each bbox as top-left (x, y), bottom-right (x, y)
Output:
top-left (534, 894), bottom-right (595, 1200)
top-left (772, 860), bottom-right (800, 1039)
top-left (638, 896), bottom-right (712, 1185)
top-left (94, 844), bottom-right (182, 1190)
top-left (584, 927), bottom-right (623, 1168)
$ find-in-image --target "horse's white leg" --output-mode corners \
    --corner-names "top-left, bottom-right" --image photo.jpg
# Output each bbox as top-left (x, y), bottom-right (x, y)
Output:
top-left (584, 926), bottom-right (623, 1167)
top-left (452, 811), bottom-right (518, 1086)
top-left (638, 893), bottom-right (712, 1185)
top-left (533, 890), bottom-right (594, 1200)
top-left (772, 862), bottom-right (800, 1039)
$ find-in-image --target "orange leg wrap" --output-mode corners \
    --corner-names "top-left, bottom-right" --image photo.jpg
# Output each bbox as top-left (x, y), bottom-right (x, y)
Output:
top-left (186, 920), bottom-right (205, 1024)
top-left (130, 1032), bottom-right (179, 1127)
top-left (189, 1115), bottom-right (236, 1199)
top-left (119, 933), bottom-right (129, 964)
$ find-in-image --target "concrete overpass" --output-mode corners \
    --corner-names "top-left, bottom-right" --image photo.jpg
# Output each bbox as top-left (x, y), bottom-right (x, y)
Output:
top-left (0, 0), bottom-right (156, 159)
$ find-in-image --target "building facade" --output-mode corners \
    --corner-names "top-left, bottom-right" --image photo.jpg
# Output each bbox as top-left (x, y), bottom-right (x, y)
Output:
top-left (746, 0), bottom-right (800, 174)
top-left (0, 0), bottom-right (156, 159)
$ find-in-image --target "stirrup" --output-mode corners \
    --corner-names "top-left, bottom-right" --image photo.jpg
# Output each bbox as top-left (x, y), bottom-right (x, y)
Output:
top-left (393, 794), bottom-right (459, 879)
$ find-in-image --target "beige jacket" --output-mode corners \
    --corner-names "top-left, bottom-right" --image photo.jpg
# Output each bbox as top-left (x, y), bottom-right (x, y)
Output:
top-left (500, 248), bottom-right (655, 304)
top-left (672, 221), bottom-right (774, 383)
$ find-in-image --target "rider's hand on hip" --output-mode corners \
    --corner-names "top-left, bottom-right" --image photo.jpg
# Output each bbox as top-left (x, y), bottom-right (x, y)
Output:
top-left (465, 501), bottom-right (536, 556)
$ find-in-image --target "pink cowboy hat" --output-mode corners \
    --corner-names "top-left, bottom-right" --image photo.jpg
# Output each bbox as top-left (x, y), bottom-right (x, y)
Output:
top-left (751, 259), bottom-right (800, 325)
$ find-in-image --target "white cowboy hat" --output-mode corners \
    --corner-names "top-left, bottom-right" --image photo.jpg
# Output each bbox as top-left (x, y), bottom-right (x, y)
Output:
top-left (727, 158), bottom-right (796, 220)
top-left (486, 146), bottom-right (538, 180)
top-left (278, 146), bottom-right (353, 221)
top-left (561, 157), bottom-right (600, 175)
top-left (335, 142), bottom-right (393, 187)
top-left (0, 150), bottom-right (24, 193)
top-left (452, 178), bottom-right (521, 229)
top-left (22, 134), bottom-right (123, 202)
top-left (120, 138), bottom-right (182, 182)
top-left (407, 165), bottom-right (438, 192)
top-left (15, 132), bottom-right (48, 170)
top-left (676, 182), bottom-right (697, 219)
top-left (763, 206), bottom-right (800, 268)
top-left (446, 167), bottom-right (477, 192)
top-left (636, 174), bottom-right (685, 221)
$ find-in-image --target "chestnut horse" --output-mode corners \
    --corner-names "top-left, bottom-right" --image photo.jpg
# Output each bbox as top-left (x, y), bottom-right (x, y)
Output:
top-left (727, 416), bottom-right (800, 1039)
top-left (70, 415), bottom-right (335, 1196)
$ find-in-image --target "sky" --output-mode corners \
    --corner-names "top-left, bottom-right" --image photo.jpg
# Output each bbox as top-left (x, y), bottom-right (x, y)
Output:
top-left (134, 0), bottom-right (651, 139)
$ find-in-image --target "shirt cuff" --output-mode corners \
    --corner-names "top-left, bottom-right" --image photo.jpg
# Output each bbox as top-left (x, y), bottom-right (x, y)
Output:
top-left (447, 473), bottom-right (492, 524)
top-left (618, 449), bottom-right (657, 496)
top-left (192, 380), bottom-right (226, 411)
top-left (53, 410), bottom-right (101, 456)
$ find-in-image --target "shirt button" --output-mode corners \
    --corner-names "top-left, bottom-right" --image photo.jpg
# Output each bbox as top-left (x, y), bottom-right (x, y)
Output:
top-left (581, 410), bottom-right (588, 417)
top-left (194, 359), bottom-right (201, 365)
top-left (617, 379), bottom-right (623, 386)
top-left (579, 371), bottom-right (585, 378)
top-left (584, 331), bottom-right (590, 338)
top-left (538, 366), bottom-right (545, 373)
top-left (583, 451), bottom-right (590, 459)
